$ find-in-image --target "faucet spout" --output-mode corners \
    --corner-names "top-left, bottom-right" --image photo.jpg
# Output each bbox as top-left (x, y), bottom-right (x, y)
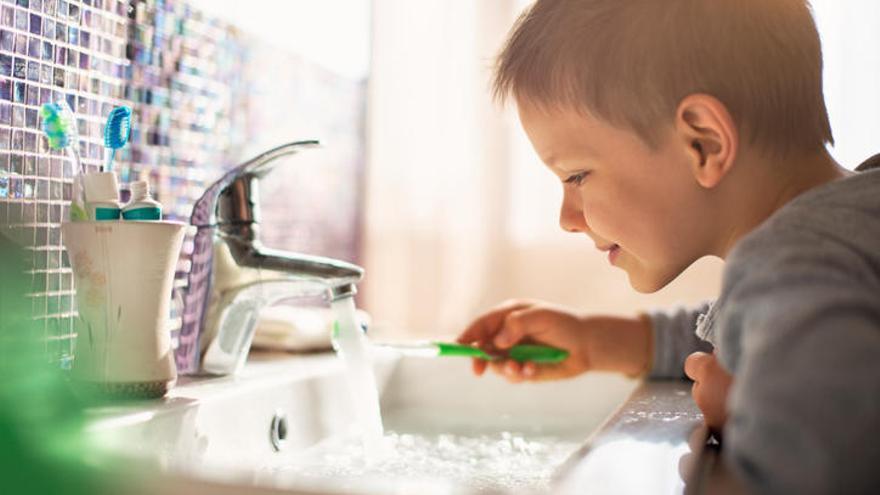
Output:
top-left (177, 140), bottom-right (365, 376)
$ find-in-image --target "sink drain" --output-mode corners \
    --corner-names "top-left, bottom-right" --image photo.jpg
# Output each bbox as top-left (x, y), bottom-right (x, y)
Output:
top-left (270, 410), bottom-right (289, 452)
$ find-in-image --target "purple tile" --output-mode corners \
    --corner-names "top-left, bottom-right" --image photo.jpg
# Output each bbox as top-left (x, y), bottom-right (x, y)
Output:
top-left (27, 37), bottom-right (39, 58)
top-left (14, 8), bottom-right (27, 31)
top-left (13, 33), bottom-right (25, 54)
top-left (1, 7), bottom-right (12, 27)
top-left (40, 40), bottom-right (52, 60)
top-left (0, 29), bottom-right (13, 51)
top-left (25, 82), bottom-right (36, 104)
top-left (0, 102), bottom-right (9, 123)
top-left (12, 57), bottom-right (23, 78)
top-left (0, 54), bottom-right (10, 76)
top-left (26, 60), bottom-right (38, 81)
top-left (28, 12), bottom-right (39, 34)
top-left (39, 63), bottom-right (50, 84)
top-left (0, 78), bottom-right (9, 100)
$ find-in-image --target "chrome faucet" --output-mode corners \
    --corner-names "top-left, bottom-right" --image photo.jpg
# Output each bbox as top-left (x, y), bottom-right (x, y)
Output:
top-left (176, 140), bottom-right (364, 375)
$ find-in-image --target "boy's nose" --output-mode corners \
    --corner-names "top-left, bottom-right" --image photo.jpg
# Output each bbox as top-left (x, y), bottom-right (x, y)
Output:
top-left (559, 190), bottom-right (589, 234)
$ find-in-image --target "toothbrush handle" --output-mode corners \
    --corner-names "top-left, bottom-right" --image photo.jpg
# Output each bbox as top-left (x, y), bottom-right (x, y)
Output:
top-left (507, 344), bottom-right (569, 363)
top-left (103, 147), bottom-right (115, 171)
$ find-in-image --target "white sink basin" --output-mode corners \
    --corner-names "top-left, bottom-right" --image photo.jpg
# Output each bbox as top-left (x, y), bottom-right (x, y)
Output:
top-left (87, 350), bottom-right (636, 494)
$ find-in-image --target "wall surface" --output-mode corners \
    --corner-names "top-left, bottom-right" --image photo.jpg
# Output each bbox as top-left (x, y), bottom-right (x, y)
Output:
top-left (0, 0), bottom-right (367, 365)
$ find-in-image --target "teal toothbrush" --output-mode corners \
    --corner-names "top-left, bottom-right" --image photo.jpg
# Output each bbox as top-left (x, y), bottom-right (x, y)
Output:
top-left (376, 341), bottom-right (569, 364)
top-left (40, 101), bottom-right (87, 221)
top-left (102, 106), bottom-right (132, 171)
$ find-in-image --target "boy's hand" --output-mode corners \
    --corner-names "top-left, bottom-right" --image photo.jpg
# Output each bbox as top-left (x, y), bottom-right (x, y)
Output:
top-left (457, 299), bottom-right (652, 382)
top-left (684, 351), bottom-right (733, 432)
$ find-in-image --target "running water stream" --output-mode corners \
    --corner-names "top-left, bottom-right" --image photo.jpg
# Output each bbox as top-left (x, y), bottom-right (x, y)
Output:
top-left (329, 295), bottom-right (385, 454)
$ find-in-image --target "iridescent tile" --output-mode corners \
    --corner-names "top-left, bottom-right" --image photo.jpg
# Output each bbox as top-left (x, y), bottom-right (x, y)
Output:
top-left (12, 57), bottom-right (23, 78)
top-left (67, 3), bottom-right (78, 22)
top-left (28, 12), bottom-right (39, 34)
top-left (79, 28), bottom-right (88, 48)
top-left (13, 33), bottom-right (25, 54)
top-left (43, 0), bottom-right (53, 15)
top-left (27, 36), bottom-right (39, 57)
top-left (53, 45), bottom-right (64, 64)
top-left (30, 0), bottom-right (41, 11)
top-left (42, 17), bottom-right (53, 38)
top-left (54, 21), bottom-right (65, 42)
top-left (14, 8), bottom-right (27, 31)
top-left (0, 103), bottom-right (11, 124)
top-left (78, 51), bottom-right (87, 69)
top-left (36, 178), bottom-right (47, 199)
top-left (25, 82), bottom-right (36, 104)
top-left (67, 25), bottom-right (76, 44)
top-left (39, 63), bottom-right (50, 84)
top-left (57, 0), bottom-right (67, 19)
top-left (0, 54), bottom-right (10, 76)
top-left (16, 0), bottom-right (29, 8)
top-left (21, 178), bottom-right (33, 198)
top-left (26, 59), bottom-right (38, 81)
top-left (12, 80), bottom-right (24, 102)
top-left (0, 29), bottom-right (12, 51)
top-left (24, 108), bottom-right (35, 127)
top-left (52, 66), bottom-right (62, 86)
top-left (10, 105), bottom-right (21, 126)
top-left (40, 40), bottom-right (52, 60)
top-left (0, 7), bottom-right (12, 27)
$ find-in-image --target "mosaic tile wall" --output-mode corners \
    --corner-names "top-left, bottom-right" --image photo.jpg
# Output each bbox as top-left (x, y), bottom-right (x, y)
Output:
top-left (0, 0), bottom-right (366, 366)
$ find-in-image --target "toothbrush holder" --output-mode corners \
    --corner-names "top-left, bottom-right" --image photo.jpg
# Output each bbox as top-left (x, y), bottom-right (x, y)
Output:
top-left (62, 221), bottom-right (186, 398)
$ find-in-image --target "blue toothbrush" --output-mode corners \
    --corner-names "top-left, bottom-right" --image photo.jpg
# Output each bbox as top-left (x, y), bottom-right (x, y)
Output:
top-left (102, 106), bottom-right (132, 171)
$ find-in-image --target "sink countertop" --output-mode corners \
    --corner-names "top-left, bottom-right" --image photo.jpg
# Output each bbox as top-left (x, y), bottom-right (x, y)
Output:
top-left (556, 379), bottom-right (746, 495)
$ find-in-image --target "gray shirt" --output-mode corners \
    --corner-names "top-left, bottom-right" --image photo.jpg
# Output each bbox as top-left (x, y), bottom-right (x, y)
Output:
top-left (648, 160), bottom-right (880, 494)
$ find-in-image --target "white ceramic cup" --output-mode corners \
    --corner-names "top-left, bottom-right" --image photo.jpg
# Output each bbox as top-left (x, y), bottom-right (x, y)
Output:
top-left (62, 221), bottom-right (186, 398)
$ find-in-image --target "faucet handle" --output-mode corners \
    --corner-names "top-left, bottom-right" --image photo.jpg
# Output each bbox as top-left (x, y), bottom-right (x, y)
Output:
top-left (191, 140), bottom-right (321, 228)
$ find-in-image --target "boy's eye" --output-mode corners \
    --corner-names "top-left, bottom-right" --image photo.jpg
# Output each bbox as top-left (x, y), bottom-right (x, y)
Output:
top-left (564, 171), bottom-right (590, 186)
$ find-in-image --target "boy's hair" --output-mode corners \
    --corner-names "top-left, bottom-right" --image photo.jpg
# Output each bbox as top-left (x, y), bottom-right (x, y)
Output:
top-left (494, 0), bottom-right (834, 156)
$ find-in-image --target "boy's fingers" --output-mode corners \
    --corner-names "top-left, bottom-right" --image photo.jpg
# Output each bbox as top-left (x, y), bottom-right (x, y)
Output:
top-left (494, 309), bottom-right (532, 348)
top-left (472, 358), bottom-right (487, 376)
top-left (489, 360), bottom-right (506, 376)
top-left (457, 301), bottom-right (531, 345)
top-left (684, 352), bottom-right (713, 381)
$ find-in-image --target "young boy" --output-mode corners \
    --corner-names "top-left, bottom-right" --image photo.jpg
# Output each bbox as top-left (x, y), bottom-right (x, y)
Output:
top-left (457, 1), bottom-right (880, 493)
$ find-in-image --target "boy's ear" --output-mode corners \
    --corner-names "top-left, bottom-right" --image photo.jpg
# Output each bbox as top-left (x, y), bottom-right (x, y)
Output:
top-left (675, 94), bottom-right (738, 189)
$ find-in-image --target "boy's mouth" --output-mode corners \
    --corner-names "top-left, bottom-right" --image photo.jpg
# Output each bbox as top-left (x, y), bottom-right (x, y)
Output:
top-left (598, 243), bottom-right (621, 264)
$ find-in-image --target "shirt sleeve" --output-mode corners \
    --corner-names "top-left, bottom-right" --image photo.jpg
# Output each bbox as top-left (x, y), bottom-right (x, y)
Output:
top-left (645, 302), bottom-right (714, 379)
top-left (722, 266), bottom-right (880, 494)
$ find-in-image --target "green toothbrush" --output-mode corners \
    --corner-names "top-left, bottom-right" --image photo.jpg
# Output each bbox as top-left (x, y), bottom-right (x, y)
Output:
top-left (376, 341), bottom-right (569, 364)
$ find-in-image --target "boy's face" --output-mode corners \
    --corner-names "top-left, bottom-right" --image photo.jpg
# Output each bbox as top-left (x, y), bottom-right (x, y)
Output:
top-left (517, 100), bottom-right (712, 292)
